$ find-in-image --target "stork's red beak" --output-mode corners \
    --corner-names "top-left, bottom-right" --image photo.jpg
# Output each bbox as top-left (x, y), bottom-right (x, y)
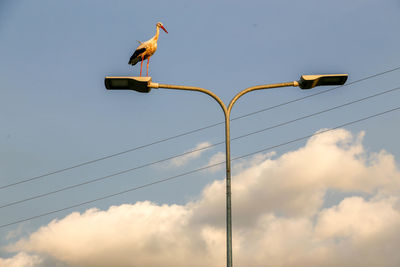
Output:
top-left (160, 25), bottom-right (168, 34)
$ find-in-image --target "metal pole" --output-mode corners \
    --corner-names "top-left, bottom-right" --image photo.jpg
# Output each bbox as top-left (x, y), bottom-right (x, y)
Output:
top-left (149, 81), bottom-right (298, 267)
top-left (224, 111), bottom-right (233, 267)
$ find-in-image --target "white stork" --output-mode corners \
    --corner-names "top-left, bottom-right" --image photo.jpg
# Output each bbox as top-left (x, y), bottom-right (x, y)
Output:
top-left (129, 22), bottom-right (168, 77)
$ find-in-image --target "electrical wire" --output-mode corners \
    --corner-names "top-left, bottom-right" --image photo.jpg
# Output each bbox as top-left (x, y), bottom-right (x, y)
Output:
top-left (1, 85), bottom-right (399, 209)
top-left (1, 66), bottom-right (400, 190)
top-left (1, 105), bottom-right (399, 229)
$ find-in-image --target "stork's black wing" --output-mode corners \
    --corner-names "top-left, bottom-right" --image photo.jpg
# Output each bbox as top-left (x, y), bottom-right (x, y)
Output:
top-left (129, 47), bottom-right (146, 65)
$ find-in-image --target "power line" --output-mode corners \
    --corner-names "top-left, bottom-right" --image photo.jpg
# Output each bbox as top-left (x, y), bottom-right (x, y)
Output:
top-left (1, 66), bottom-right (399, 190)
top-left (231, 86), bottom-right (400, 142)
top-left (1, 105), bottom-right (399, 229)
top-left (1, 85), bottom-right (399, 209)
top-left (234, 107), bottom-right (400, 161)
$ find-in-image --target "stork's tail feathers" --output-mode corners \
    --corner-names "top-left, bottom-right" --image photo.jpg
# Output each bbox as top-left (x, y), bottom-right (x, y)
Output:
top-left (129, 56), bottom-right (140, 66)
top-left (129, 47), bottom-right (146, 66)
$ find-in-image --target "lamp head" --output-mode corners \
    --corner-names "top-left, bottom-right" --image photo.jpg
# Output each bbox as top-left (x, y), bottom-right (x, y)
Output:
top-left (105, 77), bottom-right (152, 93)
top-left (298, 74), bottom-right (348, 89)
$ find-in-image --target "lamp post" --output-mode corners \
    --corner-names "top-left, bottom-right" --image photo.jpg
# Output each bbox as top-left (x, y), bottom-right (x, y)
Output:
top-left (105, 74), bottom-right (348, 267)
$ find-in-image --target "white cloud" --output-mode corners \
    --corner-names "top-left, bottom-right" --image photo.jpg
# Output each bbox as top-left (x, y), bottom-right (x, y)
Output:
top-left (205, 151), bottom-right (225, 172)
top-left (3, 129), bottom-right (400, 267)
top-left (0, 252), bottom-right (42, 267)
top-left (6, 203), bottom-right (221, 267)
top-left (168, 142), bottom-right (212, 167)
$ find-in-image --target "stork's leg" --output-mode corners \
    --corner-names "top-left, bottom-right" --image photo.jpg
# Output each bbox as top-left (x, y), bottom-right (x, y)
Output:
top-left (140, 57), bottom-right (144, 77)
top-left (146, 57), bottom-right (150, 77)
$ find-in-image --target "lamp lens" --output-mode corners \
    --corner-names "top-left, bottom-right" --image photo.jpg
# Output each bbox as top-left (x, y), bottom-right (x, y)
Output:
top-left (110, 79), bottom-right (129, 88)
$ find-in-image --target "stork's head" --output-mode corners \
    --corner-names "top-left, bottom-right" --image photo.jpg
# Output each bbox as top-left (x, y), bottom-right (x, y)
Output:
top-left (156, 22), bottom-right (168, 34)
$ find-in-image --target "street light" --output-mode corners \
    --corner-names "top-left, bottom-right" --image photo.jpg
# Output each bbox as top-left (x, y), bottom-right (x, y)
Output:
top-left (105, 74), bottom-right (348, 92)
top-left (105, 73), bottom-right (348, 267)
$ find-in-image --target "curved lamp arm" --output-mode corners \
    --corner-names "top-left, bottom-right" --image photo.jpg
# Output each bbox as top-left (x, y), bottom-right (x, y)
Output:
top-left (149, 82), bottom-right (228, 117)
top-left (227, 81), bottom-right (299, 114)
top-left (149, 81), bottom-right (300, 117)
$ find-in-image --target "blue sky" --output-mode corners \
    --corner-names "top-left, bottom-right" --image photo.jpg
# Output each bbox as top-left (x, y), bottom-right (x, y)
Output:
top-left (1, 0), bottom-right (400, 266)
